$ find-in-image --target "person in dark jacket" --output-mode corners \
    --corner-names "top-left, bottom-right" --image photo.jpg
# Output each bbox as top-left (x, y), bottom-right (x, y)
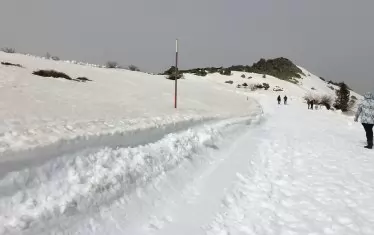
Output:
top-left (355, 92), bottom-right (374, 149)
top-left (277, 95), bottom-right (281, 105)
top-left (310, 100), bottom-right (314, 110)
top-left (284, 96), bottom-right (288, 105)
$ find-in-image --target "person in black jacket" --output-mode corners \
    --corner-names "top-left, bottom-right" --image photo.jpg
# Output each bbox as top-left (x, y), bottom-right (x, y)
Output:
top-left (284, 96), bottom-right (288, 105)
top-left (277, 95), bottom-right (281, 105)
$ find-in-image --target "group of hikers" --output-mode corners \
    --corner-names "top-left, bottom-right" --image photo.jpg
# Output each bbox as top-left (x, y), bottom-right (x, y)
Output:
top-left (274, 92), bottom-right (373, 149)
top-left (277, 95), bottom-right (288, 105)
top-left (307, 99), bottom-right (316, 110)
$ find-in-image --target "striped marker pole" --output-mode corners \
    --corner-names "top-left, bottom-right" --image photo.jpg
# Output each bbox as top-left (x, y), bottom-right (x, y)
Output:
top-left (174, 39), bottom-right (179, 109)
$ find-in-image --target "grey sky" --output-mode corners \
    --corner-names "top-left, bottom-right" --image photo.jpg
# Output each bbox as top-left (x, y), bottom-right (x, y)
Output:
top-left (1, 0), bottom-right (373, 94)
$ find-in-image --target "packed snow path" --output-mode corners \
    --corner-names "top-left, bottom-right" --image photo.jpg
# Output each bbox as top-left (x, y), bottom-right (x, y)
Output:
top-left (1, 97), bottom-right (374, 235)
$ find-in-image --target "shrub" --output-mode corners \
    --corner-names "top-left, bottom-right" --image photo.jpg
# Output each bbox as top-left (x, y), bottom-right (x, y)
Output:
top-left (166, 73), bottom-right (183, 80)
top-left (1, 62), bottom-right (23, 68)
top-left (194, 69), bottom-right (207, 77)
top-left (250, 83), bottom-right (264, 91)
top-left (242, 83), bottom-right (248, 87)
top-left (334, 82), bottom-right (350, 111)
top-left (262, 74), bottom-right (266, 78)
top-left (311, 87), bottom-right (316, 90)
top-left (32, 70), bottom-right (73, 80)
top-left (225, 80), bottom-right (233, 84)
top-left (241, 74), bottom-right (246, 78)
top-left (263, 83), bottom-right (270, 90)
top-left (248, 76), bottom-right (252, 79)
top-left (351, 95), bottom-right (357, 100)
top-left (76, 77), bottom-right (92, 82)
top-left (128, 65), bottom-right (140, 71)
top-left (319, 76), bottom-right (326, 81)
top-left (319, 95), bottom-right (333, 110)
top-left (1, 47), bottom-right (15, 53)
top-left (219, 68), bottom-right (232, 76)
top-left (328, 86), bottom-right (335, 90)
top-left (51, 56), bottom-right (60, 61)
top-left (237, 84), bottom-right (242, 88)
top-left (106, 61), bottom-right (118, 68)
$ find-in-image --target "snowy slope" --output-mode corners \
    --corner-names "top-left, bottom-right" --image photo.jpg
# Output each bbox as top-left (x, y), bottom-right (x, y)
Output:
top-left (0, 52), bottom-right (257, 156)
top-left (1, 52), bottom-right (372, 235)
top-left (197, 66), bottom-right (362, 104)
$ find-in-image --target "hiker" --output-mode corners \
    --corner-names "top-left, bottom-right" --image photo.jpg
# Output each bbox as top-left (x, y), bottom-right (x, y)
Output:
top-left (277, 95), bottom-right (281, 105)
top-left (284, 96), bottom-right (288, 105)
top-left (310, 99), bottom-right (314, 110)
top-left (355, 92), bottom-right (374, 149)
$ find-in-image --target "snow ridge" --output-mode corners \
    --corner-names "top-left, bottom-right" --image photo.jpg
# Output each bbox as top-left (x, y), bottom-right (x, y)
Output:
top-left (0, 113), bottom-right (262, 234)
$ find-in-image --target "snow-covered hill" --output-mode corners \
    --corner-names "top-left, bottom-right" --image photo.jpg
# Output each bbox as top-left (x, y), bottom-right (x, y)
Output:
top-left (0, 52), bottom-right (259, 156)
top-left (1, 52), bottom-right (372, 235)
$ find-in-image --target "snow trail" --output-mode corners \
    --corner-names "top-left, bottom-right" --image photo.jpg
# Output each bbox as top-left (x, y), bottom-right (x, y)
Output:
top-left (207, 98), bottom-right (374, 235)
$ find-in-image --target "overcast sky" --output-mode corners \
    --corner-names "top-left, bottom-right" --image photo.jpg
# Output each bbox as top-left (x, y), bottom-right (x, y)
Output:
top-left (1, 0), bottom-right (373, 93)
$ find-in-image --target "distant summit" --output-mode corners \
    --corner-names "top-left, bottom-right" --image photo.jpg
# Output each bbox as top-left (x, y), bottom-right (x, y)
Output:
top-left (233, 57), bottom-right (304, 81)
top-left (163, 57), bottom-right (304, 84)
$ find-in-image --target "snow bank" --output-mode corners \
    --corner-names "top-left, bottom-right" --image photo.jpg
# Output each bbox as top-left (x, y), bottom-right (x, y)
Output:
top-left (0, 114), bottom-right (261, 234)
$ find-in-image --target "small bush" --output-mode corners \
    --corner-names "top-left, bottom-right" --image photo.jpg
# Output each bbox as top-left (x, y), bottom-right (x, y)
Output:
top-left (319, 76), bottom-right (326, 81)
top-left (351, 95), bottom-right (357, 100)
top-left (241, 74), bottom-right (246, 78)
top-left (237, 84), bottom-right (242, 88)
top-left (311, 87), bottom-right (316, 90)
top-left (263, 83), bottom-right (270, 90)
top-left (1, 47), bottom-right (15, 53)
top-left (319, 95), bottom-right (333, 110)
top-left (51, 56), bottom-right (60, 61)
top-left (76, 77), bottom-right (92, 82)
top-left (248, 76), bottom-right (252, 79)
top-left (128, 65), bottom-right (140, 71)
top-left (250, 83), bottom-right (264, 91)
top-left (219, 68), bottom-right (232, 76)
top-left (166, 73), bottom-right (183, 80)
top-left (242, 83), bottom-right (248, 87)
top-left (33, 70), bottom-right (73, 80)
top-left (262, 74), bottom-right (266, 78)
top-left (1, 62), bottom-right (23, 68)
top-left (194, 69), bottom-right (207, 77)
top-left (328, 85), bottom-right (335, 90)
top-left (106, 61), bottom-right (118, 68)
top-left (225, 80), bottom-right (233, 84)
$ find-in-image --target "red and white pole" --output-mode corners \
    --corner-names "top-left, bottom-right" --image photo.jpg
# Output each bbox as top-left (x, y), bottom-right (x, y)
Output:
top-left (174, 39), bottom-right (178, 109)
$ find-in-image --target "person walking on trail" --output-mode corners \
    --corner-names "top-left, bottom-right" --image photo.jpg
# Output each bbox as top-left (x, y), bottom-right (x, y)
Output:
top-left (284, 96), bottom-right (288, 105)
top-left (355, 92), bottom-right (374, 149)
top-left (310, 99), bottom-right (314, 110)
top-left (277, 95), bottom-right (281, 105)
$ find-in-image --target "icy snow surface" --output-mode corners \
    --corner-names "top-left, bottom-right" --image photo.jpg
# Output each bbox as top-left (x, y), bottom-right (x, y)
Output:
top-left (1, 52), bottom-right (373, 235)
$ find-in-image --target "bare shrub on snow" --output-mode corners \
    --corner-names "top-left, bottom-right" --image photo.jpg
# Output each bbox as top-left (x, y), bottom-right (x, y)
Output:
top-left (1, 47), bottom-right (15, 53)
top-left (106, 61), bottom-right (119, 68)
